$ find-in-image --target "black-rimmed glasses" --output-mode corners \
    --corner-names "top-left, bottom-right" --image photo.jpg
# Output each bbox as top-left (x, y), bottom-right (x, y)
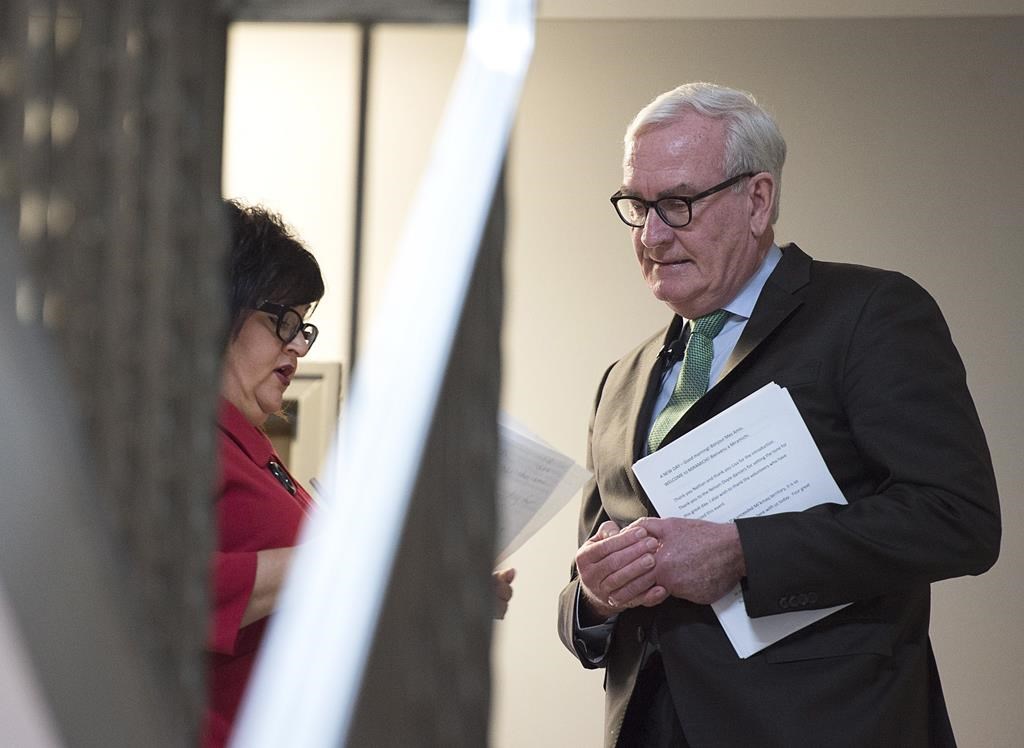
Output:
top-left (610, 172), bottom-right (757, 229)
top-left (258, 301), bottom-right (318, 349)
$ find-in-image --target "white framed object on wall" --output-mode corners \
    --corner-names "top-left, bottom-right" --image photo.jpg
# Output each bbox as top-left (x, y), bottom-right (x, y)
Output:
top-left (265, 361), bottom-right (342, 494)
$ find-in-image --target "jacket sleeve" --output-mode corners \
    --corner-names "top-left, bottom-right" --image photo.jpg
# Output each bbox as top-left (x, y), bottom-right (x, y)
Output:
top-left (208, 550), bottom-right (258, 654)
top-left (736, 272), bottom-right (1000, 616)
top-left (558, 364), bottom-right (617, 667)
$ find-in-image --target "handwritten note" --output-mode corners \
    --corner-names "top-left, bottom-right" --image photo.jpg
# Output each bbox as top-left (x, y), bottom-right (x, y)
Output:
top-left (497, 414), bottom-right (590, 563)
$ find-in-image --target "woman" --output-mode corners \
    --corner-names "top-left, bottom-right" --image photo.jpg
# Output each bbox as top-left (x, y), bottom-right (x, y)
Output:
top-left (204, 200), bottom-right (324, 747)
top-left (204, 200), bottom-right (515, 745)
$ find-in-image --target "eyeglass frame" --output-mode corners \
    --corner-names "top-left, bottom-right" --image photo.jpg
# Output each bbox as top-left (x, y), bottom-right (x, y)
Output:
top-left (609, 171), bottom-right (758, 229)
top-left (257, 301), bottom-right (319, 349)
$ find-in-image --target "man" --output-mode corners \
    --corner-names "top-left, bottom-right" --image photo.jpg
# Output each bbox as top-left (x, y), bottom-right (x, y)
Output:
top-left (557, 82), bottom-right (1000, 747)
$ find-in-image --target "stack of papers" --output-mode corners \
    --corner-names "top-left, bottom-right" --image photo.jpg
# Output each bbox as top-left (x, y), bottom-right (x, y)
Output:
top-left (632, 382), bottom-right (848, 658)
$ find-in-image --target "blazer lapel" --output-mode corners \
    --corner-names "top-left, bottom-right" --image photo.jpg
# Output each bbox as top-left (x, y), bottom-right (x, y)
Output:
top-left (630, 315), bottom-right (685, 461)
top-left (622, 317), bottom-right (684, 516)
top-left (715, 243), bottom-right (811, 386)
top-left (660, 244), bottom-right (812, 445)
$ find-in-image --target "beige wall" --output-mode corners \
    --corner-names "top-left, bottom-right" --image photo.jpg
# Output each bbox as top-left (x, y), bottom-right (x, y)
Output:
top-left (225, 16), bottom-right (1023, 748)
top-left (223, 22), bottom-right (361, 371)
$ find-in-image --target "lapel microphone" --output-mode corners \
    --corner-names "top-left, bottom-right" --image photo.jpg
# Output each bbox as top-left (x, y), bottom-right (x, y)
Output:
top-left (661, 337), bottom-right (687, 363)
top-left (659, 318), bottom-right (690, 364)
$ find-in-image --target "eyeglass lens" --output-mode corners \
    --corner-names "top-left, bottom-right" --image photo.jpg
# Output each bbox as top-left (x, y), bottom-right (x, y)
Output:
top-left (261, 303), bottom-right (316, 348)
top-left (277, 308), bottom-right (302, 341)
top-left (618, 197), bottom-right (691, 228)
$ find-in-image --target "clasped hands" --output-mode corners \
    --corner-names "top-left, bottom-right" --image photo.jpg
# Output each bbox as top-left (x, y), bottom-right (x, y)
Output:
top-left (577, 517), bottom-right (747, 621)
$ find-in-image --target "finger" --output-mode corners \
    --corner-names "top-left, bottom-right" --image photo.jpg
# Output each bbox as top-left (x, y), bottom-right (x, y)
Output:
top-left (633, 516), bottom-right (699, 541)
top-left (577, 527), bottom-right (656, 607)
top-left (494, 567), bottom-right (516, 584)
top-left (590, 520), bottom-right (623, 543)
top-left (588, 521), bottom-right (643, 550)
top-left (628, 516), bottom-right (666, 536)
top-left (581, 533), bottom-right (660, 591)
top-left (606, 566), bottom-right (659, 608)
top-left (603, 547), bottom-right (657, 592)
top-left (578, 525), bottom-right (653, 571)
top-left (630, 585), bottom-right (669, 609)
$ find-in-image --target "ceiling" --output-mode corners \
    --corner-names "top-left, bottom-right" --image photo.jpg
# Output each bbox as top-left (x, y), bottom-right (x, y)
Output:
top-left (536, 0), bottom-right (1023, 20)
top-left (228, 0), bottom-right (1021, 24)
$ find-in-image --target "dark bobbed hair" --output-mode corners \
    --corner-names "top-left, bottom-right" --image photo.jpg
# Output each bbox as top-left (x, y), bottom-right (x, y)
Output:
top-left (224, 199), bottom-right (325, 339)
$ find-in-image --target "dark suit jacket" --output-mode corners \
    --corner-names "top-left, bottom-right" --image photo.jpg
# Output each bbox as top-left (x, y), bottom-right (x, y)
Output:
top-left (557, 244), bottom-right (1000, 747)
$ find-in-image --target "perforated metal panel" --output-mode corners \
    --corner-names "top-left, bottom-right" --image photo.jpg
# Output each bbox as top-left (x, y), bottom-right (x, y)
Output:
top-left (1, 2), bottom-right (500, 745)
top-left (1, 0), bottom-right (227, 742)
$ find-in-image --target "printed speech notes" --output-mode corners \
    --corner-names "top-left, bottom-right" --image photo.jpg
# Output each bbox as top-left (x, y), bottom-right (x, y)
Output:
top-left (632, 382), bottom-right (848, 658)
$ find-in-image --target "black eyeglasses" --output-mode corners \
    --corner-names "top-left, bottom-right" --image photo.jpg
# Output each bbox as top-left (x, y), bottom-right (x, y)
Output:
top-left (257, 301), bottom-right (318, 350)
top-left (610, 172), bottom-right (757, 229)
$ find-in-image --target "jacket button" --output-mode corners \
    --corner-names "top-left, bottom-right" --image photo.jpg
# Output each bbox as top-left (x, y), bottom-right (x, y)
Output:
top-left (788, 595), bottom-right (800, 608)
top-left (778, 597), bottom-right (789, 610)
top-left (808, 592), bottom-right (819, 604)
top-left (798, 593), bottom-right (809, 606)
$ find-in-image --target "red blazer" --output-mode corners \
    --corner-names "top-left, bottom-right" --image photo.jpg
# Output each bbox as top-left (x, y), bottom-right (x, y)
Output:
top-left (204, 400), bottom-right (314, 748)
top-left (558, 245), bottom-right (1000, 747)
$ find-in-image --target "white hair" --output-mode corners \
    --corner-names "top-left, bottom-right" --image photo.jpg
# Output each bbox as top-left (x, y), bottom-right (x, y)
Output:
top-left (624, 82), bottom-right (787, 223)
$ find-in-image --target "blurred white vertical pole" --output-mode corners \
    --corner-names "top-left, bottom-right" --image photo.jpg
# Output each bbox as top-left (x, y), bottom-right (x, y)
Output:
top-left (230, 1), bottom-right (534, 746)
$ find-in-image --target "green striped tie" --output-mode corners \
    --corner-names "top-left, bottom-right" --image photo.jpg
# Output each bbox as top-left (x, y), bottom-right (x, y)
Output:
top-left (647, 309), bottom-right (730, 453)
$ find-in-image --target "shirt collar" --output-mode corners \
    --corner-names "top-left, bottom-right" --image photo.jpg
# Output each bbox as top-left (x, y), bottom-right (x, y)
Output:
top-left (720, 243), bottom-right (782, 321)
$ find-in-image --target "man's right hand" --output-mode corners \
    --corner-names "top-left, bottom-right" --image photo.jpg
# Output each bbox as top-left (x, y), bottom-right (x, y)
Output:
top-left (576, 521), bottom-right (668, 622)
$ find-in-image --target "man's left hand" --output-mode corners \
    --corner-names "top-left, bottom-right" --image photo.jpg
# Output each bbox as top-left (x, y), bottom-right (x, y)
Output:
top-left (633, 517), bottom-right (747, 605)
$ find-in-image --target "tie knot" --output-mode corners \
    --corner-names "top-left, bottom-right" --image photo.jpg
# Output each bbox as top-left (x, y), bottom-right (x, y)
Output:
top-left (691, 309), bottom-right (729, 339)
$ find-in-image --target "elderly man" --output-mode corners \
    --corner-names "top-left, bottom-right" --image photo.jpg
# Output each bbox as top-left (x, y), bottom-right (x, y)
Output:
top-left (557, 82), bottom-right (1000, 747)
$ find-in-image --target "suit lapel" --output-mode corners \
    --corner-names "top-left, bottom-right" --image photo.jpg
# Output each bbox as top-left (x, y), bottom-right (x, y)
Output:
top-left (621, 318), bottom-right (683, 516)
top-left (660, 244), bottom-right (811, 444)
top-left (630, 315), bottom-right (685, 461)
top-left (715, 243), bottom-right (811, 386)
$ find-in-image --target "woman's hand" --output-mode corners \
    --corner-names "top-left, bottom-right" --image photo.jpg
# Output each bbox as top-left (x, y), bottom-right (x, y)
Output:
top-left (493, 568), bottom-right (516, 619)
